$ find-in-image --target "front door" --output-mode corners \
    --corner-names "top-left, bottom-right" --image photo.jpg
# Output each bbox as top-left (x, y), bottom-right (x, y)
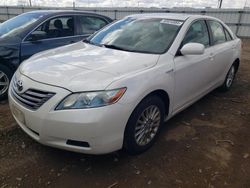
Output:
top-left (20, 15), bottom-right (80, 61)
top-left (173, 20), bottom-right (215, 112)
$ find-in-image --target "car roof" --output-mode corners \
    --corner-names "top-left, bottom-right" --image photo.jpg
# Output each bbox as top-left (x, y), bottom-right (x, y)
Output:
top-left (27, 10), bottom-right (100, 14)
top-left (26, 10), bottom-right (112, 20)
top-left (126, 13), bottom-right (215, 21)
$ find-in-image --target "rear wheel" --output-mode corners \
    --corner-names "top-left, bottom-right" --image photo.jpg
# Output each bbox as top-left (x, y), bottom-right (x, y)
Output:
top-left (0, 64), bottom-right (13, 101)
top-left (123, 96), bottom-right (165, 155)
top-left (219, 63), bottom-right (237, 92)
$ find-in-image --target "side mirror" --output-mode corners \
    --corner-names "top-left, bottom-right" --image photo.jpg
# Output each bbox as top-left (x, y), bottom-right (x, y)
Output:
top-left (180, 43), bottom-right (205, 56)
top-left (29, 31), bottom-right (47, 41)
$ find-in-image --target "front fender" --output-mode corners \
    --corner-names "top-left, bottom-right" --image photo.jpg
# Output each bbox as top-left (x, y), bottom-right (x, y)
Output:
top-left (0, 45), bottom-right (20, 70)
top-left (106, 61), bottom-right (175, 118)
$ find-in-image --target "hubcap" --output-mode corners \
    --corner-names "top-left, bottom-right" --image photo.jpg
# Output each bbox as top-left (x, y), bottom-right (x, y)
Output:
top-left (0, 71), bottom-right (9, 95)
top-left (135, 105), bottom-right (161, 146)
top-left (226, 66), bottom-right (235, 88)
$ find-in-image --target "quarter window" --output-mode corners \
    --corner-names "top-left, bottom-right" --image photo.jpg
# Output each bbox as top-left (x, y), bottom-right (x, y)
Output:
top-left (77, 16), bottom-right (108, 35)
top-left (182, 20), bottom-right (210, 47)
top-left (208, 20), bottom-right (226, 45)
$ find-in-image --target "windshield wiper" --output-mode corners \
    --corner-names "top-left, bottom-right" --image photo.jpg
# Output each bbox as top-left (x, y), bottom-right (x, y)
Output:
top-left (103, 44), bottom-right (157, 54)
top-left (83, 39), bottom-right (102, 47)
top-left (83, 38), bottom-right (90, 43)
top-left (103, 44), bottom-right (134, 52)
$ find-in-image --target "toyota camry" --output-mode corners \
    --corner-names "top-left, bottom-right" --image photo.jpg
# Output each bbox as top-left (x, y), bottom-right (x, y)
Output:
top-left (9, 14), bottom-right (241, 154)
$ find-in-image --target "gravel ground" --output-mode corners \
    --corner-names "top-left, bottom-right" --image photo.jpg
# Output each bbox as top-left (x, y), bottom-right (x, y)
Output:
top-left (0, 40), bottom-right (250, 188)
top-left (0, 100), bottom-right (15, 132)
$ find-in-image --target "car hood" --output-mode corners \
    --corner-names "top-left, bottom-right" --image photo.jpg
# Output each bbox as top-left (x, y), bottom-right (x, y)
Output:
top-left (19, 42), bottom-right (159, 91)
top-left (0, 34), bottom-right (22, 45)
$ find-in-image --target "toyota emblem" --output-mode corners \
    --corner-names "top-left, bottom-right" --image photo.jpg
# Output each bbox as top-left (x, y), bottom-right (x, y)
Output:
top-left (16, 80), bottom-right (23, 92)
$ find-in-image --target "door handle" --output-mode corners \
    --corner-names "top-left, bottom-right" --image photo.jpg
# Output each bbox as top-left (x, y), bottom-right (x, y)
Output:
top-left (165, 69), bottom-right (174, 74)
top-left (209, 53), bottom-right (214, 61)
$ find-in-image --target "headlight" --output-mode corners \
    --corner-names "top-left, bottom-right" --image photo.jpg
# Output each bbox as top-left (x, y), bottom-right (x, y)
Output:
top-left (55, 88), bottom-right (126, 110)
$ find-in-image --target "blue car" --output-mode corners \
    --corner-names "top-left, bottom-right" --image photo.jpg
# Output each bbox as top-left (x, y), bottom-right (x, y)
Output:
top-left (0, 10), bottom-right (112, 100)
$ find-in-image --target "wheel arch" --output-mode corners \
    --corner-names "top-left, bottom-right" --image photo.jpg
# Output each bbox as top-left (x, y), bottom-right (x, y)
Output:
top-left (127, 89), bottom-right (171, 122)
top-left (146, 89), bottom-right (170, 118)
top-left (233, 58), bottom-right (240, 73)
top-left (122, 88), bottom-right (171, 152)
top-left (0, 58), bottom-right (17, 73)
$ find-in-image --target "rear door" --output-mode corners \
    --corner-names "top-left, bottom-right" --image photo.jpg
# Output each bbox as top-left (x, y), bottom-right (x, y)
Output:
top-left (173, 20), bottom-right (215, 111)
top-left (207, 20), bottom-right (234, 82)
top-left (20, 15), bottom-right (79, 61)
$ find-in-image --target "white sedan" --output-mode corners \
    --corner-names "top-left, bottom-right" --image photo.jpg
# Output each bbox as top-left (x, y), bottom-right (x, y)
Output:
top-left (9, 14), bottom-right (241, 154)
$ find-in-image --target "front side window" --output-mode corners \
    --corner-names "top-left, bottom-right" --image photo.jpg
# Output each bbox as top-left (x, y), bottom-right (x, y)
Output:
top-left (77, 16), bottom-right (108, 35)
top-left (209, 20), bottom-right (226, 45)
top-left (26, 16), bottom-right (74, 41)
top-left (87, 17), bottom-right (183, 54)
top-left (182, 20), bottom-right (210, 47)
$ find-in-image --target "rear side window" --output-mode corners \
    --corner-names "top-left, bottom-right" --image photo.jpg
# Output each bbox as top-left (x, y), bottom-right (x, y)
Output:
top-left (182, 20), bottom-right (210, 47)
top-left (208, 20), bottom-right (226, 45)
top-left (77, 15), bottom-right (108, 35)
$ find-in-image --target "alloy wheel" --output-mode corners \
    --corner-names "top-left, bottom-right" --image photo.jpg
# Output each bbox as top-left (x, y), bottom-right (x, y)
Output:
top-left (226, 66), bottom-right (235, 88)
top-left (134, 105), bottom-right (161, 146)
top-left (0, 71), bottom-right (9, 95)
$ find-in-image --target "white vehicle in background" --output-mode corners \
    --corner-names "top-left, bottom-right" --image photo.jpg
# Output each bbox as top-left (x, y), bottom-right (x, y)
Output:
top-left (9, 14), bottom-right (241, 155)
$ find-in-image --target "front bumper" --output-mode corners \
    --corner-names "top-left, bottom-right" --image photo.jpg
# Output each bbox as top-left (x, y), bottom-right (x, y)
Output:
top-left (8, 74), bottom-right (132, 154)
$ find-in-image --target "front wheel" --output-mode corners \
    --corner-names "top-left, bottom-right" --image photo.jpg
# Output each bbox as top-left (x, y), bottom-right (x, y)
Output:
top-left (0, 64), bottom-right (13, 101)
top-left (123, 96), bottom-right (165, 155)
top-left (219, 63), bottom-right (237, 92)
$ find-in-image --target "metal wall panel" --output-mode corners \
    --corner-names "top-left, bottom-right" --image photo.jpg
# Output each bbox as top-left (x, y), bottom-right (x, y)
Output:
top-left (0, 6), bottom-right (250, 37)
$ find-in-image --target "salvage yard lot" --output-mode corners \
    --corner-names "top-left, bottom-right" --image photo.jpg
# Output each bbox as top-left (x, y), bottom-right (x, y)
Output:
top-left (0, 39), bottom-right (250, 188)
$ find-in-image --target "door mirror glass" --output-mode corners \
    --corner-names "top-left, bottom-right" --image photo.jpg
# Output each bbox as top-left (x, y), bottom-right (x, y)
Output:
top-left (29, 31), bottom-right (47, 41)
top-left (180, 43), bottom-right (205, 55)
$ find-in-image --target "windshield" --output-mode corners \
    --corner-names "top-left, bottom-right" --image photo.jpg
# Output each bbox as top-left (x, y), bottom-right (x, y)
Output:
top-left (0, 13), bottom-right (44, 38)
top-left (87, 17), bottom-right (183, 54)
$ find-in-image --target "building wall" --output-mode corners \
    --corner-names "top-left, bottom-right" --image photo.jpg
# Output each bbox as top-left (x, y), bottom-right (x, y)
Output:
top-left (0, 6), bottom-right (250, 37)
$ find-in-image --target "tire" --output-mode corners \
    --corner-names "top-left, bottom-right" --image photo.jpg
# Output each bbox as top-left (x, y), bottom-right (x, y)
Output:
top-left (123, 95), bottom-right (165, 155)
top-left (219, 63), bottom-right (237, 92)
top-left (0, 64), bottom-right (14, 101)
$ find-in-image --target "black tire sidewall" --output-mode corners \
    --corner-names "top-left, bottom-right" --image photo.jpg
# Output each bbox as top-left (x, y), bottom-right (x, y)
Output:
top-left (123, 96), bottom-right (165, 155)
top-left (220, 64), bottom-right (236, 92)
top-left (0, 64), bottom-right (13, 100)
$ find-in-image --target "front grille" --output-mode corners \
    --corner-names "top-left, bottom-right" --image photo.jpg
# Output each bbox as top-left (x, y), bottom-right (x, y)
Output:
top-left (11, 80), bottom-right (55, 110)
